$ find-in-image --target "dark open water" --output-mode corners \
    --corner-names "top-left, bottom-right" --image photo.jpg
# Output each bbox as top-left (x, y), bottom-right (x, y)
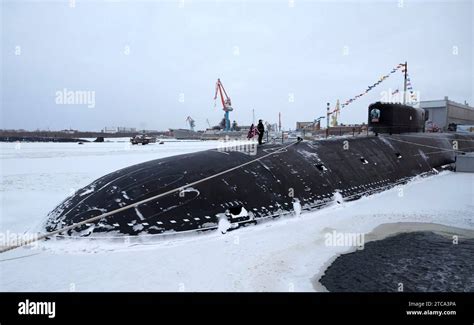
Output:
top-left (319, 231), bottom-right (474, 292)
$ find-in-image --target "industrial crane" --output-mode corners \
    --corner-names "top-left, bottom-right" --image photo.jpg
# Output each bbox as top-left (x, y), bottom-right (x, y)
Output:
top-left (186, 116), bottom-right (195, 131)
top-left (214, 78), bottom-right (233, 131)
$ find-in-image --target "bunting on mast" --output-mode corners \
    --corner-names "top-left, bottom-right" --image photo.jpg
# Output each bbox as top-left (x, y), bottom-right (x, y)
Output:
top-left (330, 63), bottom-right (408, 114)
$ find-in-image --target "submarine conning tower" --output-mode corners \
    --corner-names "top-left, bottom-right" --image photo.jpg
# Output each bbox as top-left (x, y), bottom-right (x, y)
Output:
top-left (368, 102), bottom-right (428, 134)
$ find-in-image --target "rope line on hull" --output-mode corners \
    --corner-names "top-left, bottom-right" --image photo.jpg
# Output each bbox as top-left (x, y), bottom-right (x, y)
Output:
top-left (0, 140), bottom-right (301, 254)
top-left (383, 135), bottom-right (473, 154)
top-left (30, 173), bottom-right (435, 242)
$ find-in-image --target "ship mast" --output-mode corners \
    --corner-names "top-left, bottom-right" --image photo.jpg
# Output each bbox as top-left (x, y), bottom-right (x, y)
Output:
top-left (403, 61), bottom-right (408, 105)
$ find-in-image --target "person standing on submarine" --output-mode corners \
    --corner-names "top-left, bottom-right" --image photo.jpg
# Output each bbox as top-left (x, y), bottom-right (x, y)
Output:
top-left (247, 123), bottom-right (259, 140)
top-left (257, 119), bottom-right (265, 145)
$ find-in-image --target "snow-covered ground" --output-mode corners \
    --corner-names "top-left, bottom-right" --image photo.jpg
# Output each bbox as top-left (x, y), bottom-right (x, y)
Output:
top-left (0, 140), bottom-right (473, 292)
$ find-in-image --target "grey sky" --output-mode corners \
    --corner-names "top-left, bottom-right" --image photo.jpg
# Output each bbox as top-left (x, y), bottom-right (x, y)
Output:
top-left (1, 0), bottom-right (472, 131)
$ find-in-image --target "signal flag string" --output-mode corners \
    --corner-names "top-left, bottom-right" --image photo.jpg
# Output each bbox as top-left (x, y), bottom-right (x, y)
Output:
top-left (329, 62), bottom-right (413, 115)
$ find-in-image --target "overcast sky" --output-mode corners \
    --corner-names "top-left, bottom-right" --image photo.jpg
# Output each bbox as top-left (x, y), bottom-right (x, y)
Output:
top-left (1, 0), bottom-right (472, 131)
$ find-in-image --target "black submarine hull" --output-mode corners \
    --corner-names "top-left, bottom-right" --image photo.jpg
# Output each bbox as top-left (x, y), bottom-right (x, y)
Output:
top-left (44, 133), bottom-right (474, 237)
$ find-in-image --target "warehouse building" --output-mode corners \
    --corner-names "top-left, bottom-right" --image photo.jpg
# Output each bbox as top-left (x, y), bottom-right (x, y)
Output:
top-left (296, 121), bottom-right (317, 131)
top-left (420, 97), bottom-right (474, 131)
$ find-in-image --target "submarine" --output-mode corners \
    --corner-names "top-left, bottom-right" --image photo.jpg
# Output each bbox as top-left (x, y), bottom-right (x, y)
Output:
top-left (44, 103), bottom-right (474, 237)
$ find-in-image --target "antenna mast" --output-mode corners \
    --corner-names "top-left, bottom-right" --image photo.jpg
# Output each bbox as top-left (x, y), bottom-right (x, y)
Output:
top-left (403, 61), bottom-right (408, 105)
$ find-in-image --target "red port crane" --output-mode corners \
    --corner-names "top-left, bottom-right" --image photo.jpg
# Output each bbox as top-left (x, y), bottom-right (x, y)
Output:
top-left (214, 78), bottom-right (233, 131)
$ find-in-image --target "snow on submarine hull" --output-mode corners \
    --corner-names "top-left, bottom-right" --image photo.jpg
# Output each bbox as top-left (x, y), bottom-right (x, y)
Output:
top-left (44, 133), bottom-right (474, 237)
